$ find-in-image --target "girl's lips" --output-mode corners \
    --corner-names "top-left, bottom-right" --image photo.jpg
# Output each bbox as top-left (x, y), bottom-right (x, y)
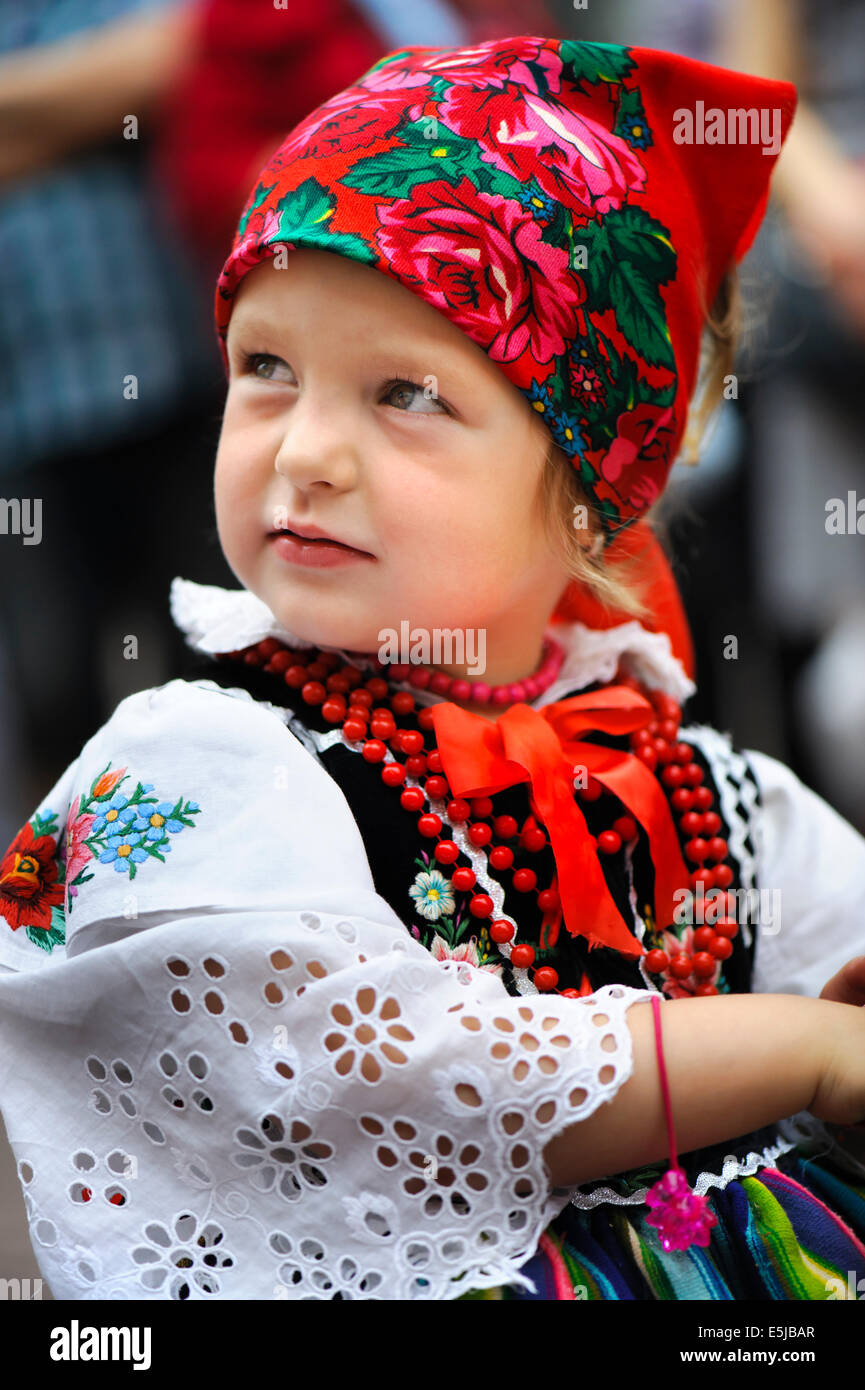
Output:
top-left (269, 531), bottom-right (373, 569)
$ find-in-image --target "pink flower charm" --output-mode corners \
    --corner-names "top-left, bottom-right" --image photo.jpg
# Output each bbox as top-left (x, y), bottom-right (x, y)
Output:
top-left (645, 1167), bottom-right (718, 1251)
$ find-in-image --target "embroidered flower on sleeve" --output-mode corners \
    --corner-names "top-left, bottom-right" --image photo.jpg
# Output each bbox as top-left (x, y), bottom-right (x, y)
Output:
top-left (132, 801), bottom-right (199, 841)
top-left (0, 761), bottom-right (202, 956)
top-left (71, 764), bottom-right (200, 884)
top-left (64, 796), bottom-right (96, 901)
top-left (0, 814), bottom-right (66, 948)
top-left (99, 832), bottom-right (153, 873)
top-left (90, 791), bottom-right (142, 837)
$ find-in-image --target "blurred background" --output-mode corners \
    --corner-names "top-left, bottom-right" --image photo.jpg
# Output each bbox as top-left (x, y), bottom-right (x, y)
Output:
top-left (0, 0), bottom-right (863, 1291)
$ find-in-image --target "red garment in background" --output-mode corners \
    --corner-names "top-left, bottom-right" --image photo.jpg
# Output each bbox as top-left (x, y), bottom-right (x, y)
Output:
top-left (153, 0), bottom-right (384, 284)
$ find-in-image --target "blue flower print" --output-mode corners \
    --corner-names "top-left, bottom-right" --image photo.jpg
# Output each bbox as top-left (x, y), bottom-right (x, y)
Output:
top-left (551, 408), bottom-right (588, 461)
top-left (90, 794), bottom-right (137, 837)
top-left (527, 378), bottom-right (555, 419)
top-left (516, 180), bottom-right (555, 222)
top-left (100, 833), bottom-right (153, 874)
top-left (132, 801), bottom-right (192, 841)
top-left (60, 763), bottom-right (201, 890)
top-left (90, 785), bottom-right (155, 836)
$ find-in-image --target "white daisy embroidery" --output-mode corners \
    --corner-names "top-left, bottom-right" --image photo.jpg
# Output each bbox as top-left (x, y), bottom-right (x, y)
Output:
top-left (408, 868), bottom-right (455, 922)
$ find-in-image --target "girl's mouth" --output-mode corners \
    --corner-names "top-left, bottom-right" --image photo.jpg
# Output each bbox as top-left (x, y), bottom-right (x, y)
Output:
top-left (269, 530), bottom-right (374, 569)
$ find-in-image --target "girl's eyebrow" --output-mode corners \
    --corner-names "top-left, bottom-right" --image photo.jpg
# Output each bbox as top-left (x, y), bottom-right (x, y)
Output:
top-left (229, 316), bottom-right (457, 378)
top-left (226, 308), bottom-right (279, 336)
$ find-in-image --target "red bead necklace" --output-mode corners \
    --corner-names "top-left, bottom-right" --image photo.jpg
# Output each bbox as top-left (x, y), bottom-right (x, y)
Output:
top-left (367, 633), bottom-right (566, 706)
top-left (216, 637), bottom-right (741, 999)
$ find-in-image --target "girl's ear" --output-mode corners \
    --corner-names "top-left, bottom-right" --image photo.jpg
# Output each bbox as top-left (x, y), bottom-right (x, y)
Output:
top-left (572, 527), bottom-right (604, 560)
top-left (551, 520), bottom-right (696, 682)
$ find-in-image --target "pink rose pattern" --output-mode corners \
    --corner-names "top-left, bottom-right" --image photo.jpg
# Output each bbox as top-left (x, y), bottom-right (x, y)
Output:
top-left (215, 39), bottom-right (679, 535)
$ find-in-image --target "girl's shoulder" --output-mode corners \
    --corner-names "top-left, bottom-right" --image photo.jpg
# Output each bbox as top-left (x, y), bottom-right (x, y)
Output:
top-left (56, 674), bottom-right (320, 790)
top-left (101, 674), bottom-right (301, 736)
top-left (0, 677), bottom-right (371, 974)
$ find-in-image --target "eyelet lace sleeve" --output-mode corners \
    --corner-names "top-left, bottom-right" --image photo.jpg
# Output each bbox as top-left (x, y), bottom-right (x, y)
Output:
top-left (0, 679), bottom-right (654, 1300)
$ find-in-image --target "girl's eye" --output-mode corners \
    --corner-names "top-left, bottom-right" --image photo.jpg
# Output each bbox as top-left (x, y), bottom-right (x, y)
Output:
top-left (383, 375), bottom-right (449, 415)
top-left (243, 352), bottom-right (294, 382)
top-left (240, 353), bottom-right (448, 414)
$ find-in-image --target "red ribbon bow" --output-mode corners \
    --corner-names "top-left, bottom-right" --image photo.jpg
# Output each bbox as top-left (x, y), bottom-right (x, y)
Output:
top-left (429, 687), bottom-right (690, 958)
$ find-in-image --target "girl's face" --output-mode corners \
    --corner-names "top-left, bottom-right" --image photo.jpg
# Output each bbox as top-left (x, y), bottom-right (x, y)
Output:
top-left (215, 247), bottom-right (571, 683)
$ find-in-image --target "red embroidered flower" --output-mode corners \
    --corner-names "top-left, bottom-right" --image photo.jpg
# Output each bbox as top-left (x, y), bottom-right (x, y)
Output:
top-left (377, 179), bottom-right (581, 363)
top-left (0, 821), bottom-right (65, 932)
top-left (599, 403), bottom-right (674, 511)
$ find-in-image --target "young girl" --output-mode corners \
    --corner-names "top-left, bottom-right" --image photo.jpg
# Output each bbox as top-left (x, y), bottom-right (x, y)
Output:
top-left (3, 35), bottom-right (865, 1303)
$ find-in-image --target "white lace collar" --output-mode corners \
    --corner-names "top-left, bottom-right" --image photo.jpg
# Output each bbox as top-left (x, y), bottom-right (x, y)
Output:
top-left (169, 576), bottom-right (695, 707)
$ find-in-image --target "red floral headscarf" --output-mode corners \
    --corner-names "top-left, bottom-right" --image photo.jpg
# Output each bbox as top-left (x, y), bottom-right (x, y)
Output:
top-left (213, 36), bottom-right (796, 669)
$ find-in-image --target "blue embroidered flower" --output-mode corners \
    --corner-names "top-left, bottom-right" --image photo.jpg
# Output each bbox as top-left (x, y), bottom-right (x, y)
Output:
top-left (131, 802), bottom-right (190, 840)
top-left (90, 795), bottom-right (139, 836)
top-left (409, 869), bottom-right (455, 922)
top-left (100, 832), bottom-right (154, 873)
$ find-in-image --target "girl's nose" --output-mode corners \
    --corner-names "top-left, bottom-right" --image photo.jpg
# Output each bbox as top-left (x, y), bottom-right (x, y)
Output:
top-left (272, 402), bottom-right (361, 491)
top-left (274, 446), bottom-right (359, 491)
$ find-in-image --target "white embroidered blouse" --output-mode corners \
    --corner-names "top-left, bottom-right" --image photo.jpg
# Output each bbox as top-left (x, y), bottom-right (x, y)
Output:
top-left (0, 578), bottom-right (863, 1300)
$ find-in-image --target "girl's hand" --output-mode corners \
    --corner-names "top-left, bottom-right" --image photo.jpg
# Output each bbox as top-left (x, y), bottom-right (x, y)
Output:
top-left (817, 958), bottom-right (865, 1139)
top-left (819, 955), bottom-right (865, 1007)
top-left (809, 989), bottom-right (865, 1128)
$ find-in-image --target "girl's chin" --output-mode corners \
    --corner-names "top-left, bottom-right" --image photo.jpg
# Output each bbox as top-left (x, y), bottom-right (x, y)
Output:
top-left (252, 566), bottom-right (402, 654)
top-left (262, 602), bottom-right (380, 656)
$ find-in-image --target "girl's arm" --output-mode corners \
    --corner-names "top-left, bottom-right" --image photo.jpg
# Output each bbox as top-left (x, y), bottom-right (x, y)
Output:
top-left (0, 2), bottom-right (200, 184)
top-left (718, 0), bottom-right (865, 339)
top-left (543, 990), bottom-right (865, 1188)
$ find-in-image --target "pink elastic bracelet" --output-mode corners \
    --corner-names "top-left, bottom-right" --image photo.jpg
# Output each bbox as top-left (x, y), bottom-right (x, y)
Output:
top-left (643, 991), bottom-right (719, 1252)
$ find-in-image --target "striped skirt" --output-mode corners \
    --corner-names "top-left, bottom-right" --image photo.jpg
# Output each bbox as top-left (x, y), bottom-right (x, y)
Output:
top-left (458, 1148), bottom-right (865, 1300)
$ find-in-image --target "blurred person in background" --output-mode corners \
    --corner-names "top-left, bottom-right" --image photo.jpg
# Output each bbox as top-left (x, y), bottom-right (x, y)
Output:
top-left (0, 0), bottom-right (227, 848)
top-left (719, 0), bottom-right (865, 832)
top-left (0, 0), bottom-right (222, 1293)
